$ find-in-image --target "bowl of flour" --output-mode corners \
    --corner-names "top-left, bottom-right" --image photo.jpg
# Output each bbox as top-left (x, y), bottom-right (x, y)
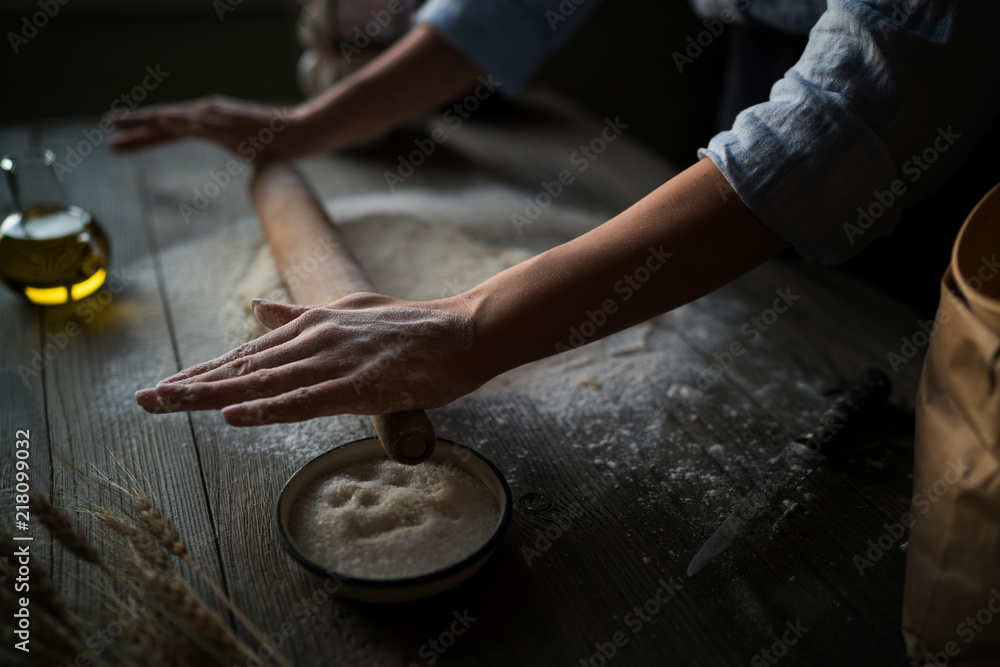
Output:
top-left (275, 437), bottom-right (512, 603)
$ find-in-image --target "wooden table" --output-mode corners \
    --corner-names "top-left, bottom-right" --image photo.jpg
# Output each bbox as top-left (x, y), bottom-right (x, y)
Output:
top-left (1, 92), bottom-right (923, 666)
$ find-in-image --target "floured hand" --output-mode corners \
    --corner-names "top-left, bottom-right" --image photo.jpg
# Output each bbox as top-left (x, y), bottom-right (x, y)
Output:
top-left (135, 295), bottom-right (480, 425)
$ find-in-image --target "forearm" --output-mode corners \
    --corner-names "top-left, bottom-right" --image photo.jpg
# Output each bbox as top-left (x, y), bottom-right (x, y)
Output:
top-left (297, 24), bottom-right (485, 153)
top-left (448, 158), bottom-right (789, 380)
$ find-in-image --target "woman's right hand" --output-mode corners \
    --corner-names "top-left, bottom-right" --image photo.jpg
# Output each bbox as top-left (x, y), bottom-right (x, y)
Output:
top-left (105, 95), bottom-right (319, 160)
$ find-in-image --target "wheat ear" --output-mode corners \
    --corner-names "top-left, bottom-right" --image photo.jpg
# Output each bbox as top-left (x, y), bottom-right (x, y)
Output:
top-left (29, 492), bottom-right (102, 566)
top-left (124, 554), bottom-right (254, 666)
top-left (127, 489), bottom-right (293, 667)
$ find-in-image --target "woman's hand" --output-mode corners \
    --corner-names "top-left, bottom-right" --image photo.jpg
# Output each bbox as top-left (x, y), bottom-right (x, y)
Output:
top-left (135, 294), bottom-right (483, 425)
top-left (106, 96), bottom-right (318, 159)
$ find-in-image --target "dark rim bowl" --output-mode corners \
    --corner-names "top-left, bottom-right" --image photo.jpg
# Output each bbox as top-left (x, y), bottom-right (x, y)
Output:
top-left (275, 436), bottom-right (512, 603)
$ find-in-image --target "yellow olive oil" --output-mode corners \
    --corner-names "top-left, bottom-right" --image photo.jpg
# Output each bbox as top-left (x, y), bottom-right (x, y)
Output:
top-left (0, 205), bottom-right (109, 305)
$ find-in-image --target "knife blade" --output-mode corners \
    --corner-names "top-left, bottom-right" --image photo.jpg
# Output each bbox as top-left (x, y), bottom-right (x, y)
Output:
top-left (686, 368), bottom-right (891, 576)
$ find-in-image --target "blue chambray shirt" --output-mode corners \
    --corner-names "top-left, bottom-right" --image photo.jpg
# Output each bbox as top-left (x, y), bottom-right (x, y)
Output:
top-left (416, 0), bottom-right (1000, 264)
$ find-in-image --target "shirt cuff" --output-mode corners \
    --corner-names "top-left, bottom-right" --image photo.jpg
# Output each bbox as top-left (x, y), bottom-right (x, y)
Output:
top-left (416, 0), bottom-right (601, 96)
top-left (699, 0), bottom-right (1000, 265)
top-left (698, 82), bottom-right (899, 265)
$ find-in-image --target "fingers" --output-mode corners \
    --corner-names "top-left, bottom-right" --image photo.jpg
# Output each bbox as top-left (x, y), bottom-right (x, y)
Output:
top-left (169, 336), bottom-right (309, 386)
top-left (107, 96), bottom-right (236, 127)
top-left (135, 387), bottom-right (170, 413)
top-left (109, 101), bottom-right (194, 128)
top-left (252, 299), bottom-right (312, 330)
top-left (137, 316), bottom-right (307, 401)
top-left (107, 125), bottom-right (178, 151)
top-left (154, 359), bottom-right (338, 412)
top-left (107, 106), bottom-right (241, 151)
top-left (106, 113), bottom-right (202, 151)
top-left (221, 379), bottom-right (356, 426)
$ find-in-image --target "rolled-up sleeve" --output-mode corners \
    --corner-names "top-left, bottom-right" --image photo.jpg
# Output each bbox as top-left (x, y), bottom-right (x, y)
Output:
top-left (699, 0), bottom-right (1000, 264)
top-left (416, 0), bottom-right (602, 95)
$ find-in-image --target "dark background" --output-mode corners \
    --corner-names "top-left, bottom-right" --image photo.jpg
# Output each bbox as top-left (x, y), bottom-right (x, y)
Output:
top-left (0, 0), bottom-right (726, 168)
top-left (3, 0), bottom-right (998, 315)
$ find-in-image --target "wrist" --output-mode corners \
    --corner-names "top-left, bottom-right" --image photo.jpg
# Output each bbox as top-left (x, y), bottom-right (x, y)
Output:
top-left (426, 286), bottom-right (515, 389)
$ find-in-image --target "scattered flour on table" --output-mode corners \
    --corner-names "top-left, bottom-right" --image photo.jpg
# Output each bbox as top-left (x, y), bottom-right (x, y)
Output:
top-left (134, 184), bottom-right (830, 485)
top-left (288, 458), bottom-right (499, 578)
top-left (223, 190), bottom-right (543, 345)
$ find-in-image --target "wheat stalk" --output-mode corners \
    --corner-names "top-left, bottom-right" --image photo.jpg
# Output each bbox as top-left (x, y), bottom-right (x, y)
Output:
top-left (29, 492), bottom-right (102, 566)
top-left (98, 508), bottom-right (171, 571)
top-left (124, 553), bottom-right (254, 666)
top-left (118, 598), bottom-right (175, 667)
top-left (122, 478), bottom-right (293, 667)
top-left (7, 450), bottom-right (294, 667)
top-left (132, 496), bottom-right (189, 560)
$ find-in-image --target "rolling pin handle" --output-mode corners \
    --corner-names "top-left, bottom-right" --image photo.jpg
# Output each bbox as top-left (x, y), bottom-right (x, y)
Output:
top-left (372, 411), bottom-right (437, 465)
top-left (250, 159), bottom-right (439, 465)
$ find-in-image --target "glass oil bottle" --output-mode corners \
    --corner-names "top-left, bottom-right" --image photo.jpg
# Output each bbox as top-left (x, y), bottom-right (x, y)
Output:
top-left (0, 148), bottom-right (109, 305)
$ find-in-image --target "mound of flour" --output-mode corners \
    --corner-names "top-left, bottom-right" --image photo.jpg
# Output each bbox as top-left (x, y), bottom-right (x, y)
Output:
top-left (221, 186), bottom-right (578, 345)
top-left (288, 457), bottom-right (499, 578)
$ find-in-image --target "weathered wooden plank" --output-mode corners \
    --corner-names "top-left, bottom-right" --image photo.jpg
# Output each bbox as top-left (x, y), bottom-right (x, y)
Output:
top-left (0, 127), bottom-right (56, 593)
top-left (139, 139), bottom-right (390, 666)
top-left (431, 311), bottom-right (908, 665)
top-left (404, 94), bottom-right (917, 664)
top-left (657, 265), bottom-right (917, 660)
top-left (5, 86), bottom-right (929, 667)
top-left (31, 122), bottom-right (228, 623)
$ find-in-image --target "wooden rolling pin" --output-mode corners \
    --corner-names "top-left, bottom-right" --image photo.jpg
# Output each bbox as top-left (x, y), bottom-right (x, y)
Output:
top-left (250, 159), bottom-right (436, 465)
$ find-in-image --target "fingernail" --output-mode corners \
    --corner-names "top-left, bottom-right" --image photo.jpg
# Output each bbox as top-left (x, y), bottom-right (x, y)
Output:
top-left (223, 406), bottom-right (265, 426)
top-left (135, 388), bottom-right (169, 413)
top-left (155, 383), bottom-right (189, 410)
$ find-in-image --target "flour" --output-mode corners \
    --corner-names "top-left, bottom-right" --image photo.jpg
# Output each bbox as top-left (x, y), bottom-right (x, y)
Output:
top-left (117, 183), bottom-right (832, 483)
top-left (288, 458), bottom-right (499, 578)
top-left (224, 192), bottom-right (538, 346)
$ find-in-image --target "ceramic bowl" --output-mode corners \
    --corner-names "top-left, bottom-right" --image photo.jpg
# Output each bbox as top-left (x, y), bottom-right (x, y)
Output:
top-left (275, 436), bottom-right (512, 603)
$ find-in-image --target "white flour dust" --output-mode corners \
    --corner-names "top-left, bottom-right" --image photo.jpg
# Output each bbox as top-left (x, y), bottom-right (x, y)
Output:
top-left (288, 457), bottom-right (499, 578)
top-left (112, 183), bottom-right (833, 502)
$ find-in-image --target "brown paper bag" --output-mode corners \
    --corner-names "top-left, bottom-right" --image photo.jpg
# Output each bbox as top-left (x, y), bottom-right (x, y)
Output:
top-left (903, 183), bottom-right (1000, 666)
